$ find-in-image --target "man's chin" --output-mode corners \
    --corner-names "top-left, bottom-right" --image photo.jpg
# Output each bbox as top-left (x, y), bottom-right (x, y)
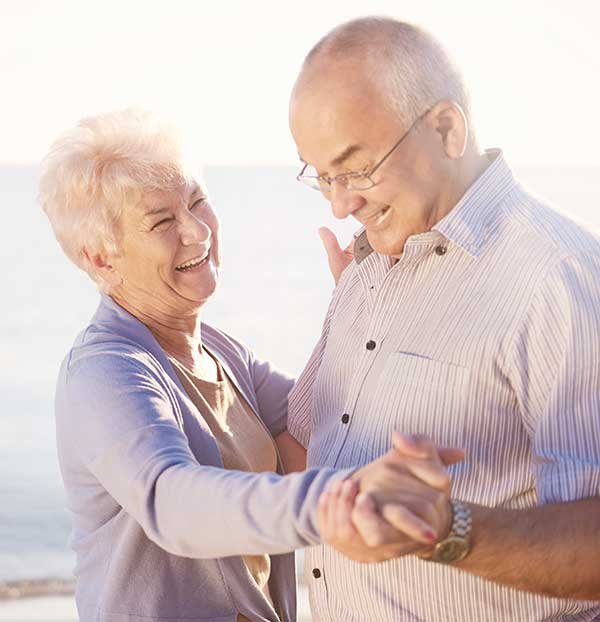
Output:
top-left (366, 230), bottom-right (406, 258)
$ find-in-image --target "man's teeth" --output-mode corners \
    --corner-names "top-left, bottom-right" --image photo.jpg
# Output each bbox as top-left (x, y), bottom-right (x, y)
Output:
top-left (176, 253), bottom-right (209, 271)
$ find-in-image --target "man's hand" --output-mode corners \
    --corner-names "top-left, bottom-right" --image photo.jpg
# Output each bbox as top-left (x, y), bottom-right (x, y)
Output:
top-left (318, 433), bottom-right (463, 562)
top-left (319, 227), bottom-right (354, 285)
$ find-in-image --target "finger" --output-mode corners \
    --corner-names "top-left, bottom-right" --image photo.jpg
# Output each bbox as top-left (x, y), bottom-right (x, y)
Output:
top-left (391, 433), bottom-right (465, 467)
top-left (318, 227), bottom-right (343, 259)
top-left (335, 479), bottom-right (359, 539)
top-left (438, 447), bottom-right (465, 465)
top-left (392, 432), bottom-right (439, 461)
top-left (351, 493), bottom-right (400, 548)
top-left (318, 227), bottom-right (352, 284)
top-left (320, 478), bottom-right (343, 536)
top-left (318, 492), bottom-right (330, 536)
top-left (380, 503), bottom-right (438, 545)
top-left (400, 458), bottom-right (451, 491)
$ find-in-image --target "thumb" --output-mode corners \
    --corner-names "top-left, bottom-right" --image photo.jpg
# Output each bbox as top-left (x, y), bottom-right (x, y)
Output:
top-left (319, 227), bottom-right (350, 285)
top-left (438, 448), bottom-right (465, 466)
top-left (392, 432), bottom-right (465, 465)
top-left (318, 227), bottom-right (343, 258)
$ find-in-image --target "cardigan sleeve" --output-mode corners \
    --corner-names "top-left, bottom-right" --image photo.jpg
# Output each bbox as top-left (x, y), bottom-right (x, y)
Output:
top-left (57, 346), bottom-right (350, 559)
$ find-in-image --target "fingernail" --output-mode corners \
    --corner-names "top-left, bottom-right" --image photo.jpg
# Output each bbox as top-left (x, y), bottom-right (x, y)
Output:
top-left (356, 492), bottom-right (373, 509)
top-left (330, 480), bottom-right (343, 495)
top-left (342, 480), bottom-right (354, 495)
top-left (425, 529), bottom-right (437, 543)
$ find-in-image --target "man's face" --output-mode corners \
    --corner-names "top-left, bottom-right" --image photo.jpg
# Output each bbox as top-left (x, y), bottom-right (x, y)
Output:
top-left (290, 65), bottom-right (448, 257)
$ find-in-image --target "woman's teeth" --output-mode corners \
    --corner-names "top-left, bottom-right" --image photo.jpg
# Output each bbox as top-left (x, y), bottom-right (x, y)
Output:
top-left (175, 253), bottom-right (209, 272)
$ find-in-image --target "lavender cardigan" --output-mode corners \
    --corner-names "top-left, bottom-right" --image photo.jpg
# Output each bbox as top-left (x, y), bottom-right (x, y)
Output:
top-left (55, 295), bottom-right (347, 622)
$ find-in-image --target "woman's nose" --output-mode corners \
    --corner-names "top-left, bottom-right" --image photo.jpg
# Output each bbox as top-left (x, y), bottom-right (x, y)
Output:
top-left (179, 213), bottom-right (211, 246)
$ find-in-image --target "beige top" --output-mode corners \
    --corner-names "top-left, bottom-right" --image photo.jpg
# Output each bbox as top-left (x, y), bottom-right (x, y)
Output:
top-left (169, 353), bottom-right (278, 613)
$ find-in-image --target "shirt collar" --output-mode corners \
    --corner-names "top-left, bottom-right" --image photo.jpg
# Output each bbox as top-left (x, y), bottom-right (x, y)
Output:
top-left (354, 149), bottom-right (517, 264)
top-left (433, 149), bottom-right (516, 257)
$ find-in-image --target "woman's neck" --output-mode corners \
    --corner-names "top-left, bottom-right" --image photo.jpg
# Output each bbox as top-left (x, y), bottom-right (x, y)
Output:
top-left (110, 291), bottom-right (211, 376)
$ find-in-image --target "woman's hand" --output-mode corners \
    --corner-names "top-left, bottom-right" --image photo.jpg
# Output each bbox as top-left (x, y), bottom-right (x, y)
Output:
top-left (318, 479), bottom-right (421, 562)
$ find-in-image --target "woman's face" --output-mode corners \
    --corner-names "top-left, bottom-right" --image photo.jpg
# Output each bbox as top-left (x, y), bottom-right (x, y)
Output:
top-left (109, 179), bottom-right (221, 315)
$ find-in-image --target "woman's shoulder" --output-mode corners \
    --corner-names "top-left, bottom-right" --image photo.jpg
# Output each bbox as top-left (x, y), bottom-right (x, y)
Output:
top-left (201, 322), bottom-right (253, 369)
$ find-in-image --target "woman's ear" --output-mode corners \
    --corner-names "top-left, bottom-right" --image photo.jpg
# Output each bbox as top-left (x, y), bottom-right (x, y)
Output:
top-left (82, 247), bottom-right (123, 287)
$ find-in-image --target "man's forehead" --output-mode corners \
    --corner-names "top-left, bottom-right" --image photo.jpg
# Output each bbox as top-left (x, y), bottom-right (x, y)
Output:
top-left (291, 78), bottom-right (398, 167)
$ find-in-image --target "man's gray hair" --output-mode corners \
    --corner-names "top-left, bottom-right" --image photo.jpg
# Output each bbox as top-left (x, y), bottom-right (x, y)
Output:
top-left (303, 16), bottom-right (471, 127)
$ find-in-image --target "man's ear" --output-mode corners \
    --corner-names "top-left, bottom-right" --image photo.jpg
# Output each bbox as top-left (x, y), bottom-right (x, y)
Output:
top-left (82, 248), bottom-right (122, 287)
top-left (432, 101), bottom-right (468, 159)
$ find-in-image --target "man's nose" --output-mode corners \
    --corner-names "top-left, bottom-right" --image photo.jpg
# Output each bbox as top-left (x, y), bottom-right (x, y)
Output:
top-left (179, 213), bottom-right (211, 246)
top-left (328, 183), bottom-right (366, 219)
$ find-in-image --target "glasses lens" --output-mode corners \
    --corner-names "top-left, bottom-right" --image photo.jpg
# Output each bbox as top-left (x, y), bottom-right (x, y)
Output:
top-left (298, 165), bottom-right (325, 191)
top-left (346, 174), bottom-right (375, 191)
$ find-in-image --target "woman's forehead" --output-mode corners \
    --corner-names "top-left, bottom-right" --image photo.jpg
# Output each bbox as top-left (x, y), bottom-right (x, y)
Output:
top-left (140, 178), bottom-right (205, 209)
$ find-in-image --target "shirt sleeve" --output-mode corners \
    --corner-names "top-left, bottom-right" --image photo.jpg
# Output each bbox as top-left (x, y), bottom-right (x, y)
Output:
top-left (509, 252), bottom-right (600, 503)
top-left (59, 349), bottom-right (350, 559)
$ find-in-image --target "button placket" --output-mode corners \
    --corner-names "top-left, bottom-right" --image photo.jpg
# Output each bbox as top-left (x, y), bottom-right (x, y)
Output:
top-left (305, 545), bottom-right (329, 616)
top-left (332, 265), bottom-right (414, 468)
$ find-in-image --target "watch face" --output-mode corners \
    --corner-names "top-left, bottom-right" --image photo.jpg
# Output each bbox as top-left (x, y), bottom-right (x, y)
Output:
top-left (435, 537), bottom-right (469, 564)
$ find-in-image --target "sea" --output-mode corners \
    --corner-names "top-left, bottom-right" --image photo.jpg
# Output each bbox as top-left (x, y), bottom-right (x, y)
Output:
top-left (1, 162), bottom-right (599, 614)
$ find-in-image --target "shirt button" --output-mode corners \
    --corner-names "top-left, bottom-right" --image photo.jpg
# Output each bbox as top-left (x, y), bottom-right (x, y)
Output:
top-left (435, 245), bottom-right (447, 256)
top-left (341, 413), bottom-right (350, 424)
top-left (366, 340), bottom-right (376, 351)
top-left (312, 568), bottom-right (322, 579)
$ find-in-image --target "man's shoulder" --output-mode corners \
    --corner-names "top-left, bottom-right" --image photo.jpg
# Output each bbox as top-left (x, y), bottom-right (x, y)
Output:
top-left (502, 185), bottom-right (600, 261)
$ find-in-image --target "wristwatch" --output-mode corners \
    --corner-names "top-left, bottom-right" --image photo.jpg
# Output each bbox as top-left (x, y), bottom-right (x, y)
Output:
top-left (429, 499), bottom-right (472, 564)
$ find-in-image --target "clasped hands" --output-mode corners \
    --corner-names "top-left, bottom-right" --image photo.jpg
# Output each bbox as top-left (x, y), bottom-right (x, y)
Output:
top-left (318, 432), bottom-right (464, 562)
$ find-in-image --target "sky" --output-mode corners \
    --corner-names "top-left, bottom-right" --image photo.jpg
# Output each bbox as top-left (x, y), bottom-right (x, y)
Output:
top-left (1, 0), bottom-right (599, 166)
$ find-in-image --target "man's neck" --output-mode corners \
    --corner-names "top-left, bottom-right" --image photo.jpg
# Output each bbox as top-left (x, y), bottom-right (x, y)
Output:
top-left (434, 150), bottom-right (491, 228)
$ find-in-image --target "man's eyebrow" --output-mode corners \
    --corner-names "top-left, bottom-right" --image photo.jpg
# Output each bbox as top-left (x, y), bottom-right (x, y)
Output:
top-left (330, 144), bottom-right (363, 168)
top-left (297, 144), bottom-right (364, 169)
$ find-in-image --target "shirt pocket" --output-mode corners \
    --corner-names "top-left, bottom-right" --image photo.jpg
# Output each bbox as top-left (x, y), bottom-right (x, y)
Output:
top-left (374, 351), bottom-right (471, 448)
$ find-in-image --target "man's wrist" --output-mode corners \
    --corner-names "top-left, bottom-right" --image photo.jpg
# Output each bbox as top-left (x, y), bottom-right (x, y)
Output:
top-left (420, 500), bottom-right (472, 564)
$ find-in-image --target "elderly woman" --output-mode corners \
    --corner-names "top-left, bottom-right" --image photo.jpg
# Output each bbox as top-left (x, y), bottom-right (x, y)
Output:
top-left (38, 109), bottom-right (445, 622)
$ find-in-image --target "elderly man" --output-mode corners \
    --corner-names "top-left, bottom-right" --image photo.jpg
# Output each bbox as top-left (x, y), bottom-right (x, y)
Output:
top-left (288, 16), bottom-right (600, 622)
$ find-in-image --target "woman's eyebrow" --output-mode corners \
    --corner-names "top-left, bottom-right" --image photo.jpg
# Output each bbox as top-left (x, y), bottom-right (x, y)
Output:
top-left (144, 206), bottom-right (170, 217)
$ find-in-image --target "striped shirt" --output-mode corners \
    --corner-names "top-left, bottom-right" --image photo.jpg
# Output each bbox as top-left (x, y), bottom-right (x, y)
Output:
top-left (288, 150), bottom-right (600, 621)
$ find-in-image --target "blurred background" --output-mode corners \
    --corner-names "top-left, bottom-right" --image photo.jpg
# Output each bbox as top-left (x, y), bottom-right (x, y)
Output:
top-left (1, 0), bottom-right (599, 619)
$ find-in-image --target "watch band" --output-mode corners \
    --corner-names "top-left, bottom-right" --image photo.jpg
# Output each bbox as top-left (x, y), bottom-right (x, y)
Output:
top-left (429, 499), bottom-right (472, 564)
top-left (450, 499), bottom-right (472, 539)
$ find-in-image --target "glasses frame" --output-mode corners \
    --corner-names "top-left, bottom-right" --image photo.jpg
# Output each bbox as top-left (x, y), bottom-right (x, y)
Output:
top-left (296, 109), bottom-right (429, 192)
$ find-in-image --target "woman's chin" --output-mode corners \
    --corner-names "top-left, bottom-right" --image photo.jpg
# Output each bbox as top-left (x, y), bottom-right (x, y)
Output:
top-left (178, 278), bottom-right (219, 307)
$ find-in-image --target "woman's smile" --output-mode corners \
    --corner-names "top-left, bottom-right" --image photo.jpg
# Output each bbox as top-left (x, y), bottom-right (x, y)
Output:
top-left (175, 248), bottom-right (212, 273)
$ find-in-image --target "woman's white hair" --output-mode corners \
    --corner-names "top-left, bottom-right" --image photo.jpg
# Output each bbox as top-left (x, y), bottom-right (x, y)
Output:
top-left (38, 108), bottom-right (193, 285)
top-left (302, 16), bottom-right (471, 129)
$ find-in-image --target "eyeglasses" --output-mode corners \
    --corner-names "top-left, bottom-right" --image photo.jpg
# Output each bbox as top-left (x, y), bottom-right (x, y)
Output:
top-left (296, 109), bottom-right (429, 193)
